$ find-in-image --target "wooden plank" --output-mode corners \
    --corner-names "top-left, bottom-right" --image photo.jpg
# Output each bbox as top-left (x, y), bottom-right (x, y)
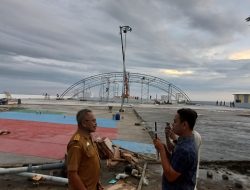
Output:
top-left (137, 162), bottom-right (147, 190)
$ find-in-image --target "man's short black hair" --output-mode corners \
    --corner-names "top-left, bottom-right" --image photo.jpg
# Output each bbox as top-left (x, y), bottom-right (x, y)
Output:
top-left (177, 108), bottom-right (198, 130)
top-left (76, 109), bottom-right (92, 126)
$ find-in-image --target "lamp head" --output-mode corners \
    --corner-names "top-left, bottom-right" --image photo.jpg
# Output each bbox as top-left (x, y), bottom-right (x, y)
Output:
top-left (121, 26), bottom-right (132, 33)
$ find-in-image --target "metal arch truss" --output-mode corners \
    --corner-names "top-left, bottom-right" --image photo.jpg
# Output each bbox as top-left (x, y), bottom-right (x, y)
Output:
top-left (59, 72), bottom-right (191, 103)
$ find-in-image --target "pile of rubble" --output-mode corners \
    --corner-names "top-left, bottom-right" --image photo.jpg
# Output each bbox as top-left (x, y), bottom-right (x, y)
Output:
top-left (95, 137), bottom-right (157, 190)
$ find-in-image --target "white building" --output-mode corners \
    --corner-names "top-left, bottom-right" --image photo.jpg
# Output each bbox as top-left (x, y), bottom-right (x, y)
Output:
top-left (233, 93), bottom-right (250, 108)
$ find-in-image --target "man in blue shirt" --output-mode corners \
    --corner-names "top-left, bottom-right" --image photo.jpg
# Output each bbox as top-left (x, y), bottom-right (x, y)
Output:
top-left (153, 108), bottom-right (198, 190)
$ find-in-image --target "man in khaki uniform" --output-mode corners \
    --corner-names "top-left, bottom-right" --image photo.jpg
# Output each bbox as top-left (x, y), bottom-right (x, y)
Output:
top-left (67, 109), bottom-right (103, 190)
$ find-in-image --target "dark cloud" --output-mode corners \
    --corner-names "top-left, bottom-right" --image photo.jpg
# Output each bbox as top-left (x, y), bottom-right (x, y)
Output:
top-left (0, 0), bottom-right (250, 100)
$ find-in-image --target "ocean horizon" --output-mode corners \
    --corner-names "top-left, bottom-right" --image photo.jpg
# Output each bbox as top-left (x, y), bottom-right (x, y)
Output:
top-left (0, 93), bottom-right (230, 106)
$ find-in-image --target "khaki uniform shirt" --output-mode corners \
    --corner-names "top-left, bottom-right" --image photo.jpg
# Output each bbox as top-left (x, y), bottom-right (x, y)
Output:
top-left (67, 129), bottom-right (100, 190)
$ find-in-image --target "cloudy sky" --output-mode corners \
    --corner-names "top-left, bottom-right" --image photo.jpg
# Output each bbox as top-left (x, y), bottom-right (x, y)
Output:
top-left (0, 0), bottom-right (250, 101)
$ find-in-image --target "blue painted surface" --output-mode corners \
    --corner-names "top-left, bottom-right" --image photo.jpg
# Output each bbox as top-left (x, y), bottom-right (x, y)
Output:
top-left (96, 118), bottom-right (117, 128)
top-left (112, 140), bottom-right (156, 154)
top-left (0, 111), bottom-right (116, 128)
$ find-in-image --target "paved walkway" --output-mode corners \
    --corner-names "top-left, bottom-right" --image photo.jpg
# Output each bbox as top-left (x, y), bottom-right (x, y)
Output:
top-left (0, 104), bottom-right (155, 164)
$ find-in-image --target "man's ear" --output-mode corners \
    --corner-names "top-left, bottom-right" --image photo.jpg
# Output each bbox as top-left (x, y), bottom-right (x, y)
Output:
top-left (183, 121), bottom-right (188, 130)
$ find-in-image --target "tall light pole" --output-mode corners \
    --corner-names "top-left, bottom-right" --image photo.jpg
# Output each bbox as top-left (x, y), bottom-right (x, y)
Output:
top-left (119, 25), bottom-right (132, 112)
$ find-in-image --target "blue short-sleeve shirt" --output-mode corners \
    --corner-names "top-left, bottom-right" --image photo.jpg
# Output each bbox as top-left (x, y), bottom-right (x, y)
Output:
top-left (162, 136), bottom-right (197, 190)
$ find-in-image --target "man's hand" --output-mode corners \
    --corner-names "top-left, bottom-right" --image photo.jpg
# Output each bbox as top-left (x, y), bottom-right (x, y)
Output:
top-left (165, 125), bottom-right (177, 141)
top-left (68, 171), bottom-right (87, 190)
top-left (153, 138), bottom-right (164, 151)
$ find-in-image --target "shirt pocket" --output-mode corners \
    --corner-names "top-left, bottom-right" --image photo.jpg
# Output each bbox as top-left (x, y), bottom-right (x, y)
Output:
top-left (85, 145), bottom-right (96, 158)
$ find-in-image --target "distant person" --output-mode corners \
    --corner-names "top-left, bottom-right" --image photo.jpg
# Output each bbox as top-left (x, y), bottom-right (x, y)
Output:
top-left (67, 109), bottom-right (103, 190)
top-left (216, 100), bottom-right (218, 106)
top-left (165, 126), bottom-right (202, 190)
top-left (220, 101), bottom-right (222, 106)
top-left (223, 101), bottom-right (225, 106)
top-left (153, 108), bottom-right (198, 190)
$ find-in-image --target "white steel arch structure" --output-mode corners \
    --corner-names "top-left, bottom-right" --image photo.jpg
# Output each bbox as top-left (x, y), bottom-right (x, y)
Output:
top-left (59, 72), bottom-right (191, 103)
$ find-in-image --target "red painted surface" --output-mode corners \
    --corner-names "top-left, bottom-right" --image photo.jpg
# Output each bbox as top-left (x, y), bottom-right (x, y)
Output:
top-left (0, 119), bottom-right (117, 159)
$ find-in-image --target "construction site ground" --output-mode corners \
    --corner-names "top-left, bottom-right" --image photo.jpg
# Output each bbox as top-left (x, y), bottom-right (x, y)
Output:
top-left (0, 100), bottom-right (249, 190)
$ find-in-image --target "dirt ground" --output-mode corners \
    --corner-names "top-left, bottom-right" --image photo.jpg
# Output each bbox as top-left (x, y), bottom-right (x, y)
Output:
top-left (1, 159), bottom-right (249, 190)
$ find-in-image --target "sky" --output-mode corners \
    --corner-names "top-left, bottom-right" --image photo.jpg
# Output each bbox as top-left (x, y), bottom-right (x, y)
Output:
top-left (0, 0), bottom-right (250, 101)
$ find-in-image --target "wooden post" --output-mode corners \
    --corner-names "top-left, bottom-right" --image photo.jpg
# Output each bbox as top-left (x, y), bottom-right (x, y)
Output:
top-left (137, 162), bottom-right (147, 190)
top-left (155, 122), bottom-right (159, 160)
